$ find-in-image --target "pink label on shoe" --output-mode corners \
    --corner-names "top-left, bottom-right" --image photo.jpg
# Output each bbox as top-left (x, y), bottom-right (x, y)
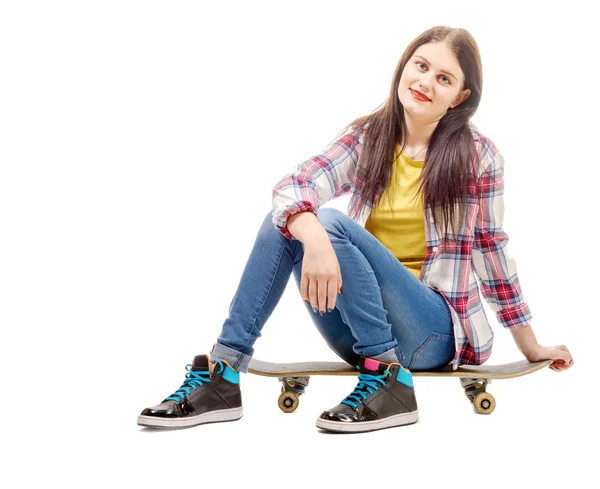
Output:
top-left (364, 358), bottom-right (380, 371)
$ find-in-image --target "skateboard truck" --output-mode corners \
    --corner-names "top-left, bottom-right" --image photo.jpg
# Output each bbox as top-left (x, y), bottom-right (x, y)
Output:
top-left (277, 376), bottom-right (310, 413)
top-left (460, 377), bottom-right (496, 414)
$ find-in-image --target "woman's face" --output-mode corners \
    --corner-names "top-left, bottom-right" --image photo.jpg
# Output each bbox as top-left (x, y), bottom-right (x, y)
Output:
top-left (397, 41), bottom-right (471, 123)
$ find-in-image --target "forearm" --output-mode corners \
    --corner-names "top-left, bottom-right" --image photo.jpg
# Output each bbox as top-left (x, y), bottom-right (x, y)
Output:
top-left (287, 211), bottom-right (329, 245)
top-left (510, 324), bottom-right (539, 356)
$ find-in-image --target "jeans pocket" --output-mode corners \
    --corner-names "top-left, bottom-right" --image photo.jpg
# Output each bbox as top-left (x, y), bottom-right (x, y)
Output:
top-left (408, 332), bottom-right (455, 371)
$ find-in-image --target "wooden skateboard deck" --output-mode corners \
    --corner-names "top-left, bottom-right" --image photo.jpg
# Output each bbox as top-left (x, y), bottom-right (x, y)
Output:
top-left (247, 358), bottom-right (553, 415)
top-left (248, 358), bottom-right (551, 379)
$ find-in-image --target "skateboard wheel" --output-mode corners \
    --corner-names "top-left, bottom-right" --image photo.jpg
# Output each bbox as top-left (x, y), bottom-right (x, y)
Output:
top-left (473, 392), bottom-right (496, 415)
top-left (278, 392), bottom-right (299, 413)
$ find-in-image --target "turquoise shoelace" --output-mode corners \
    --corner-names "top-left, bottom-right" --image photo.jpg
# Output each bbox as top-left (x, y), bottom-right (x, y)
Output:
top-left (165, 360), bottom-right (225, 402)
top-left (341, 367), bottom-right (391, 409)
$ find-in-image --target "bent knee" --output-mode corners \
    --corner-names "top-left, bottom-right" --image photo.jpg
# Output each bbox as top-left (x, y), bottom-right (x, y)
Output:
top-left (317, 207), bottom-right (346, 230)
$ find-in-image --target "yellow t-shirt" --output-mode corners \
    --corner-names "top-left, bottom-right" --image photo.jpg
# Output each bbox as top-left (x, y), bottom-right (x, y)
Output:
top-left (365, 144), bottom-right (426, 279)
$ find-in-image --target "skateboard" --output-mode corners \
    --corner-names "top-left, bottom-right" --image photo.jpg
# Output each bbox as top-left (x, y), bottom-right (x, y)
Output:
top-left (247, 358), bottom-right (553, 415)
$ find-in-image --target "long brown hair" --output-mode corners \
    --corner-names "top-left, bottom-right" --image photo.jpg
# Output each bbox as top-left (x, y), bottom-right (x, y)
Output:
top-left (338, 26), bottom-right (483, 239)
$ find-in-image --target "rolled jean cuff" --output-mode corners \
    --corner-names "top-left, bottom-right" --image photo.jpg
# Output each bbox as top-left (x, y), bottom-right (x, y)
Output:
top-left (371, 347), bottom-right (403, 365)
top-left (211, 342), bottom-right (253, 373)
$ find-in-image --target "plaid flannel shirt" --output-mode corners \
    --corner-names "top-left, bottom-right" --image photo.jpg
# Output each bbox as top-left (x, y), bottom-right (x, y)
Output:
top-left (271, 122), bottom-right (532, 370)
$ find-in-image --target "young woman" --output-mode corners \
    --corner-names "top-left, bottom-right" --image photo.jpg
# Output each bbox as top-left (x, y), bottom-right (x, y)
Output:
top-left (138, 25), bottom-right (574, 433)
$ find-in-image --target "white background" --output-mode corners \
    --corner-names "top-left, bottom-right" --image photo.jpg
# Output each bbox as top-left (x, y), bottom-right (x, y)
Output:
top-left (1, 1), bottom-right (597, 487)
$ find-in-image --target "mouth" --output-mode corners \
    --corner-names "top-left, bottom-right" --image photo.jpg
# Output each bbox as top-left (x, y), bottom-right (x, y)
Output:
top-left (410, 89), bottom-right (431, 102)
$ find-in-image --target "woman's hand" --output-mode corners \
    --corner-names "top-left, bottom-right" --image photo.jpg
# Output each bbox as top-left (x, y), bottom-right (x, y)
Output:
top-left (300, 238), bottom-right (342, 315)
top-left (523, 344), bottom-right (574, 372)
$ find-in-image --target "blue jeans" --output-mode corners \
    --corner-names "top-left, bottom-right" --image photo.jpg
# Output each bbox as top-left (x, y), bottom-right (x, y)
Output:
top-left (211, 208), bottom-right (455, 373)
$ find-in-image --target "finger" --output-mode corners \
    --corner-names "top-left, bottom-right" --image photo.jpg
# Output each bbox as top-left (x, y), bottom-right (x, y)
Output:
top-left (562, 347), bottom-right (573, 365)
top-left (301, 275), bottom-right (313, 310)
top-left (549, 348), bottom-right (571, 364)
top-left (300, 273), bottom-right (309, 303)
top-left (317, 277), bottom-right (328, 314)
top-left (308, 276), bottom-right (318, 311)
top-left (560, 352), bottom-right (572, 363)
top-left (550, 359), bottom-right (573, 370)
top-left (327, 280), bottom-right (337, 312)
top-left (549, 359), bottom-right (570, 369)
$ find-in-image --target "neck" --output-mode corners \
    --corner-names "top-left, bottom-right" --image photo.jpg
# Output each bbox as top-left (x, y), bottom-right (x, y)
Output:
top-left (403, 114), bottom-right (439, 148)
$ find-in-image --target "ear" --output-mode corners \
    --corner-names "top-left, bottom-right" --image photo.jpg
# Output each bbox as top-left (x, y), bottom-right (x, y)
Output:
top-left (452, 88), bottom-right (471, 108)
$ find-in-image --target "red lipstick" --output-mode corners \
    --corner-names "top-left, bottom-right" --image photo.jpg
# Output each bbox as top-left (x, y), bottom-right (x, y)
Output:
top-left (410, 89), bottom-right (430, 102)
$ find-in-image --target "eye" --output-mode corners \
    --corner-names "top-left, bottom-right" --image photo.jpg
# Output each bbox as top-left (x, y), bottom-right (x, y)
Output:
top-left (415, 61), bottom-right (451, 84)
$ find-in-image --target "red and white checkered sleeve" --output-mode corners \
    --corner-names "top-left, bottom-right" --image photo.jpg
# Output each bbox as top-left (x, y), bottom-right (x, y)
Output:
top-left (271, 126), bottom-right (364, 240)
top-left (472, 148), bottom-right (533, 329)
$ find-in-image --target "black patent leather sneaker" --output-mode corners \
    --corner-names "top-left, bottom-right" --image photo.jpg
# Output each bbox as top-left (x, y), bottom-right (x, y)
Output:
top-left (137, 354), bottom-right (243, 429)
top-left (316, 356), bottom-right (418, 433)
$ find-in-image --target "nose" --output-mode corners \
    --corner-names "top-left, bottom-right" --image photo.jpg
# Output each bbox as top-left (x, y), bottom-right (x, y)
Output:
top-left (419, 82), bottom-right (432, 94)
top-left (419, 74), bottom-right (435, 93)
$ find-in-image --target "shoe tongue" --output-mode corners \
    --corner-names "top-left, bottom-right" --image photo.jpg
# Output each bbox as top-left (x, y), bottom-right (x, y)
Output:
top-left (191, 354), bottom-right (210, 372)
top-left (359, 357), bottom-right (390, 375)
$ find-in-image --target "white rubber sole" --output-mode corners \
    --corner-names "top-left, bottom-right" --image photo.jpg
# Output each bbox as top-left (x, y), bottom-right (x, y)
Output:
top-left (316, 410), bottom-right (419, 433)
top-left (137, 406), bottom-right (243, 428)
